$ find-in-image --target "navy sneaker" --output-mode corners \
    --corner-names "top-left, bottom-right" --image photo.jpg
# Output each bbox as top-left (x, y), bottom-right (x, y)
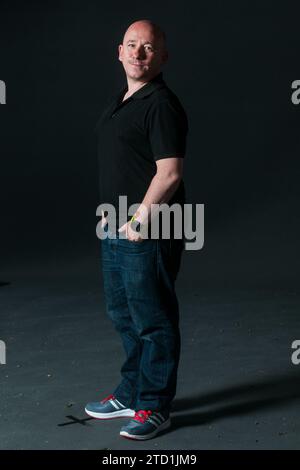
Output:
top-left (85, 394), bottom-right (135, 419)
top-left (120, 409), bottom-right (171, 440)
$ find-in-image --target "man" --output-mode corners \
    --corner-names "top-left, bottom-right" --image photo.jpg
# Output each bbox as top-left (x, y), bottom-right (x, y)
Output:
top-left (85, 19), bottom-right (188, 440)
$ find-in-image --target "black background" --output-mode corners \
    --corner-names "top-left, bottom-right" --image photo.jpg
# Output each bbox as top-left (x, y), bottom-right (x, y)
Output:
top-left (0, 0), bottom-right (299, 288)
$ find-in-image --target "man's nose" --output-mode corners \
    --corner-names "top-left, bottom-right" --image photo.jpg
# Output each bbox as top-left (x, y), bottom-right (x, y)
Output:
top-left (132, 46), bottom-right (145, 59)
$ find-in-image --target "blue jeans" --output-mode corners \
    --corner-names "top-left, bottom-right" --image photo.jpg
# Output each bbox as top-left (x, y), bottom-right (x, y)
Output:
top-left (100, 224), bottom-right (184, 413)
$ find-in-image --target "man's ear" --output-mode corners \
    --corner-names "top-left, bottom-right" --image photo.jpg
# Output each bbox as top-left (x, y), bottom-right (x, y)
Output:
top-left (118, 44), bottom-right (123, 62)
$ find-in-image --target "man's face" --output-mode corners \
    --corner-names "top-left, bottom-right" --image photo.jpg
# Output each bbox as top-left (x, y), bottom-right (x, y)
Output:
top-left (118, 23), bottom-right (168, 82)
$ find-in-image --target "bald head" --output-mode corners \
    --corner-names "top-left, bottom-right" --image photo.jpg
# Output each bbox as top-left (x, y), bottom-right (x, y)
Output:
top-left (118, 19), bottom-right (168, 84)
top-left (122, 20), bottom-right (167, 51)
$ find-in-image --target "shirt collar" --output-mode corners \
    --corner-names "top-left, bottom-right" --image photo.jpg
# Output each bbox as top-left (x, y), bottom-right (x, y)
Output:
top-left (117, 72), bottom-right (166, 102)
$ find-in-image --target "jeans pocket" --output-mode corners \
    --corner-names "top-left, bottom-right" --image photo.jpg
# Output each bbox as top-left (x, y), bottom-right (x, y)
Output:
top-left (117, 238), bottom-right (156, 255)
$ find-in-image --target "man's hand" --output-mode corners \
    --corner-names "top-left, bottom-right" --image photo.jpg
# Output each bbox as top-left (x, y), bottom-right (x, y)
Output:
top-left (118, 220), bottom-right (144, 242)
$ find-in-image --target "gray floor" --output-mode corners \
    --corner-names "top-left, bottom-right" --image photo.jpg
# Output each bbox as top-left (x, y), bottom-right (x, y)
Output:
top-left (1, 255), bottom-right (300, 450)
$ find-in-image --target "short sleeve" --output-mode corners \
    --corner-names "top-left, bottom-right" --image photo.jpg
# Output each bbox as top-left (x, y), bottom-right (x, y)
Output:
top-left (146, 99), bottom-right (188, 161)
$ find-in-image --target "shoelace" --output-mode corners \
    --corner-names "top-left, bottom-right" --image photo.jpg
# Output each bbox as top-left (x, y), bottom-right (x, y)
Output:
top-left (134, 410), bottom-right (152, 423)
top-left (100, 394), bottom-right (115, 404)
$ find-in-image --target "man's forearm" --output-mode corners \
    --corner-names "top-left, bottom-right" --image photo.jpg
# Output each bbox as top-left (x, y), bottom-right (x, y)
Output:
top-left (133, 173), bottom-right (181, 225)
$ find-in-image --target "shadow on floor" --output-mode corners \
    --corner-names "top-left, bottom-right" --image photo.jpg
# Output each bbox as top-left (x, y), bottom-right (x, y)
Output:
top-left (170, 372), bottom-right (300, 431)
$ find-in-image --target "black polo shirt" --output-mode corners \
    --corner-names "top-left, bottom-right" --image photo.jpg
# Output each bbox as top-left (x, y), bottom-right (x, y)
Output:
top-left (95, 71), bottom-right (188, 232)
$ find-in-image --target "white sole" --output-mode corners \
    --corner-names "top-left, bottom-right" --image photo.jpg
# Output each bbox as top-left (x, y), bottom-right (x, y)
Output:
top-left (120, 418), bottom-right (171, 440)
top-left (85, 407), bottom-right (135, 420)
